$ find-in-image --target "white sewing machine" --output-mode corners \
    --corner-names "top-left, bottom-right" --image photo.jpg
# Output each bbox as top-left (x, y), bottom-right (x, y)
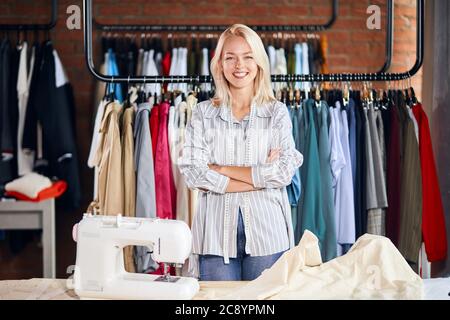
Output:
top-left (68, 213), bottom-right (199, 300)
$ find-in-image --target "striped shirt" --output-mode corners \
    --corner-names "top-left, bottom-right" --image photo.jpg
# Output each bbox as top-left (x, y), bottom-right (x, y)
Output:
top-left (178, 99), bottom-right (303, 276)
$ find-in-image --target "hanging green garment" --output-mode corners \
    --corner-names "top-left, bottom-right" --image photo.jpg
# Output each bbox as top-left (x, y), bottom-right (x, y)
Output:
top-left (295, 100), bottom-right (324, 250)
top-left (315, 101), bottom-right (337, 261)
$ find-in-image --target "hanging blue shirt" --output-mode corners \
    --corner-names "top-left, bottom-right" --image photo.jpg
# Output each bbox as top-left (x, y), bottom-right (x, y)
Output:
top-left (107, 49), bottom-right (123, 102)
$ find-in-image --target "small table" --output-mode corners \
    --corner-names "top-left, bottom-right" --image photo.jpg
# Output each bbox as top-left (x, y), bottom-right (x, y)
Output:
top-left (0, 199), bottom-right (55, 278)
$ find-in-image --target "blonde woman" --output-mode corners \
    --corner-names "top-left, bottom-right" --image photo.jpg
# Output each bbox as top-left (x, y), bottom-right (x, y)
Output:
top-left (178, 24), bottom-right (303, 281)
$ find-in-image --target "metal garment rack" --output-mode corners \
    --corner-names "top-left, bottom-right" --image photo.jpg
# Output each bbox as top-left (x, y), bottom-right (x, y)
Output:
top-left (83, 0), bottom-right (423, 83)
top-left (92, 0), bottom-right (392, 74)
top-left (378, 0), bottom-right (394, 73)
top-left (0, 0), bottom-right (57, 31)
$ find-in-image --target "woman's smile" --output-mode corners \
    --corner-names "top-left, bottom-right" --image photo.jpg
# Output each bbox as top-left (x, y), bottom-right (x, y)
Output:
top-left (232, 71), bottom-right (249, 79)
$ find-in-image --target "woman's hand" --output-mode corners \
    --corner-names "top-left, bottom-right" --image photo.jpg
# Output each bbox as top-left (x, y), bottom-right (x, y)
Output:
top-left (208, 163), bottom-right (222, 174)
top-left (267, 148), bottom-right (281, 163)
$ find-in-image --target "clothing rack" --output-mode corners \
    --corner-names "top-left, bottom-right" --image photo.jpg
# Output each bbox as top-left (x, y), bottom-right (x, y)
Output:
top-left (93, 0), bottom-right (338, 32)
top-left (83, 0), bottom-right (423, 83)
top-left (378, 0), bottom-right (394, 73)
top-left (0, 0), bottom-right (57, 31)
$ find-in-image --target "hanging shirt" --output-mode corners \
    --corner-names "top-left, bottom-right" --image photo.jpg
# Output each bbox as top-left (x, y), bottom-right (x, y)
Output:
top-left (121, 105), bottom-right (136, 273)
top-left (179, 99), bottom-right (303, 278)
top-left (134, 102), bottom-right (158, 273)
top-left (167, 48), bottom-right (178, 92)
top-left (315, 101), bottom-right (337, 261)
top-left (134, 102), bottom-right (157, 219)
top-left (273, 48), bottom-right (287, 93)
top-left (267, 45), bottom-right (276, 75)
top-left (332, 102), bottom-right (355, 255)
top-left (294, 43), bottom-right (302, 90)
top-left (121, 106), bottom-right (136, 217)
top-left (297, 100), bottom-right (337, 262)
top-left (88, 99), bottom-right (107, 199)
top-left (200, 48), bottom-right (212, 92)
top-left (178, 47), bottom-right (188, 94)
top-left (23, 42), bottom-right (81, 209)
top-left (385, 104), bottom-right (402, 246)
top-left (365, 103), bottom-right (388, 236)
top-left (154, 102), bottom-right (177, 220)
top-left (412, 103), bottom-right (448, 262)
top-left (301, 42), bottom-right (311, 92)
top-left (107, 49), bottom-right (123, 103)
top-left (173, 98), bottom-right (190, 225)
top-left (186, 94), bottom-right (198, 229)
top-left (150, 104), bottom-right (159, 159)
top-left (16, 41), bottom-right (35, 176)
top-left (94, 101), bottom-right (123, 215)
top-left (397, 99), bottom-right (422, 263)
top-left (144, 49), bottom-right (160, 97)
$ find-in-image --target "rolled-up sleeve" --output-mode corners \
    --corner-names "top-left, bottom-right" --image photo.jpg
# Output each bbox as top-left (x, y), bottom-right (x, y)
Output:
top-left (178, 105), bottom-right (230, 194)
top-left (252, 104), bottom-right (303, 189)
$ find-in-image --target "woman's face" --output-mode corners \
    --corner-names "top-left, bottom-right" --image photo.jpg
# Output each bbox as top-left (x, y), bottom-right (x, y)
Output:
top-left (221, 35), bottom-right (258, 91)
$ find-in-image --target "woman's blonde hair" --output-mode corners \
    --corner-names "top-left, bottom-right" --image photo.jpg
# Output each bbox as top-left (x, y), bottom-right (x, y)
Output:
top-left (210, 24), bottom-right (275, 108)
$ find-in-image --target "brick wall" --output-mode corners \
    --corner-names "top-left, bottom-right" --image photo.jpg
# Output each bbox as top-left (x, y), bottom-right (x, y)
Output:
top-left (1, 0), bottom-right (422, 275)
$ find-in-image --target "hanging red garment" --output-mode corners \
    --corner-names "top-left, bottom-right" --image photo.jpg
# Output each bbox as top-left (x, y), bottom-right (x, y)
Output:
top-left (154, 102), bottom-right (177, 220)
top-left (162, 51), bottom-right (171, 92)
top-left (412, 103), bottom-right (448, 262)
top-left (150, 104), bottom-right (159, 160)
top-left (5, 180), bottom-right (67, 202)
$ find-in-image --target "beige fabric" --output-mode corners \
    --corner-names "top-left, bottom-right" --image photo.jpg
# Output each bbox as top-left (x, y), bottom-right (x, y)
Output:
top-left (0, 275), bottom-right (440, 300)
top-left (173, 101), bottom-right (189, 225)
top-left (121, 106), bottom-right (136, 273)
top-left (0, 279), bottom-right (78, 300)
top-left (186, 94), bottom-right (198, 227)
top-left (94, 101), bottom-right (124, 215)
top-left (121, 106), bottom-right (136, 218)
top-left (212, 231), bottom-right (424, 300)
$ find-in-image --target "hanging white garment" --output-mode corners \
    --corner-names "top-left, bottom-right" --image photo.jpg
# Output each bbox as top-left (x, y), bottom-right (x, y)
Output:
top-left (185, 93), bottom-right (198, 227)
top-left (333, 102), bottom-right (356, 255)
top-left (177, 47), bottom-right (188, 94)
top-left (174, 98), bottom-right (189, 225)
top-left (144, 49), bottom-right (160, 96)
top-left (200, 48), bottom-right (211, 92)
top-left (294, 43), bottom-right (303, 90)
top-left (53, 50), bottom-right (69, 88)
top-left (167, 47), bottom-right (178, 92)
top-left (273, 48), bottom-right (287, 93)
top-left (267, 45), bottom-right (276, 75)
top-left (16, 42), bottom-right (35, 176)
top-left (301, 42), bottom-right (311, 92)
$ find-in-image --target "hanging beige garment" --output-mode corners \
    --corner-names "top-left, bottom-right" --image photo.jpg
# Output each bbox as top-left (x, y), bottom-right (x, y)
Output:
top-left (121, 106), bottom-right (136, 273)
top-left (121, 106), bottom-right (136, 217)
top-left (174, 100), bottom-right (190, 225)
top-left (185, 94), bottom-right (198, 227)
top-left (211, 231), bottom-right (423, 300)
top-left (94, 101), bottom-right (124, 215)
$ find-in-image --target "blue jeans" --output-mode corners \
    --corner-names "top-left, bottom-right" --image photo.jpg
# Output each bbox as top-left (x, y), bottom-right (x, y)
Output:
top-left (199, 210), bottom-right (286, 281)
